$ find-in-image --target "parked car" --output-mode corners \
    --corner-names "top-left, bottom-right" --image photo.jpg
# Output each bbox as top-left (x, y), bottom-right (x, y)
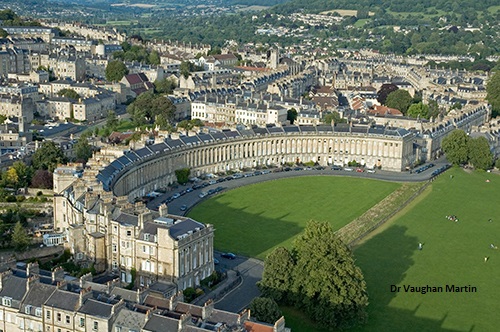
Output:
top-left (208, 180), bottom-right (217, 185)
top-left (367, 169), bottom-right (376, 174)
top-left (344, 167), bottom-right (354, 172)
top-left (172, 193), bottom-right (181, 199)
top-left (356, 168), bottom-right (364, 173)
top-left (221, 252), bottom-right (236, 259)
top-left (180, 204), bottom-right (187, 211)
top-left (331, 165), bottom-right (342, 170)
top-left (198, 192), bottom-right (208, 198)
top-left (214, 258), bottom-right (220, 265)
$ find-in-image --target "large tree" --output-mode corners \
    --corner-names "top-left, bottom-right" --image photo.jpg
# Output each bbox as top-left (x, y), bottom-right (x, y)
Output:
top-left (407, 102), bottom-right (429, 119)
top-left (74, 137), bottom-right (93, 162)
top-left (258, 247), bottom-right (295, 303)
top-left (248, 297), bottom-right (283, 324)
top-left (291, 220), bottom-right (368, 329)
top-left (11, 221), bottom-right (30, 251)
top-left (486, 70), bottom-right (500, 117)
top-left (259, 221), bottom-right (368, 330)
top-left (287, 108), bottom-right (298, 124)
top-left (154, 77), bottom-right (177, 94)
top-left (127, 92), bottom-right (175, 127)
top-left (322, 111), bottom-right (346, 125)
top-left (106, 110), bottom-right (119, 131)
top-left (385, 89), bottom-right (413, 114)
top-left (105, 60), bottom-right (129, 82)
top-left (31, 169), bottom-right (53, 189)
top-left (377, 83), bottom-right (398, 104)
top-left (31, 141), bottom-right (67, 172)
top-left (467, 136), bottom-right (493, 170)
top-left (441, 129), bottom-right (470, 165)
top-left (57, 88), bottom-right (80, 100)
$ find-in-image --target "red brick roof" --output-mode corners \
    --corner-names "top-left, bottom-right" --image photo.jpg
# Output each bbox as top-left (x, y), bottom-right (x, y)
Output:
top-left (367, 105), bottom-right (403, 116)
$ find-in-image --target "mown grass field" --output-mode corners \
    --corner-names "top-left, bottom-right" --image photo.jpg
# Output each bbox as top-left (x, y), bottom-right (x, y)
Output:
top-left (352, 167), bottom-right (500, 332)
top-left (188, 176), bottom-right (400, 260)
top-left (190, 168), bottom-right (500, 331)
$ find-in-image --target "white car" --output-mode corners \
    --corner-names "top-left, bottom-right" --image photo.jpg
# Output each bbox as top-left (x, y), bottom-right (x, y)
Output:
top-left (344, 167), bottom-right (354, 172)
top-left (367, 169), bottom-right (376, 174)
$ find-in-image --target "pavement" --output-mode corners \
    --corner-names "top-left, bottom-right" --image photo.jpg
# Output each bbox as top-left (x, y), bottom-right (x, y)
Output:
top-left (145, 158), bottom-right (449, 311)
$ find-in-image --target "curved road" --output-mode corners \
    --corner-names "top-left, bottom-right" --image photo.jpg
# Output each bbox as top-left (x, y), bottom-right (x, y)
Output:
top-left (146, 158), bottom-right (449, 311)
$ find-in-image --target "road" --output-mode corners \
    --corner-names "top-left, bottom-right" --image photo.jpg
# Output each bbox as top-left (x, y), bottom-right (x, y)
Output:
top-left (145, 158), bottom-right (449, 310)
top-left (212, 252), bottom-right (264, 312)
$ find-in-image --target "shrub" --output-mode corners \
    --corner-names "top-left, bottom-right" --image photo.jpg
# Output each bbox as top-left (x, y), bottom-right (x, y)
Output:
top-left (183, 287), bottom-right (197, 302)
top-left (16, 195), bottom-right (26, 202)
top-left (37, 191), bottom-right (43, 196)
top-left (5, 195), bottom-right (16, 202)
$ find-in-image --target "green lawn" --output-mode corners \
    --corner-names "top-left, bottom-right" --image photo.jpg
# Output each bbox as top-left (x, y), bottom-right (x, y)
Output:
top-left (352, 167), bottom-right (500, 332)
top-left (190, 169), bottom-right (500, 331)
top-left (188, 176), bottom-right (399, 260)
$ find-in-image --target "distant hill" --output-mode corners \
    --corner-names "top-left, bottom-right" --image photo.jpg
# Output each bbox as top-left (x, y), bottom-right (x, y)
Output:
top-left (273, 0), bottom-right (499, 14)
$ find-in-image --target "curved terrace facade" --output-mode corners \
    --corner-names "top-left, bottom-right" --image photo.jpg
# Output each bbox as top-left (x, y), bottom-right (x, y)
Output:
top-left (97, 124), bottom-right (416, 200)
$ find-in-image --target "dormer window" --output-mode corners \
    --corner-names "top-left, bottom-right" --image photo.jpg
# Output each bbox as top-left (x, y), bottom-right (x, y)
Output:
top-left (144, 233), bottom-right (150, 241)
top-left (2, 297), bottom-right (11, 307)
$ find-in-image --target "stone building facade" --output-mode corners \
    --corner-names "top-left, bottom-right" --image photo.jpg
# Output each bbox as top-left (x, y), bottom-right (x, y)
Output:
top-left (53, 166), bottom-right (215, 291)
top-left (92, 125), bottom-right (415, 200)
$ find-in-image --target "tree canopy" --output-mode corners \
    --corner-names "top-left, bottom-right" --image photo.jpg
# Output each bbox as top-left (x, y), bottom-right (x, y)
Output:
top-left (248, 297), bottom-right (283, 324)
top-left (31, 141), bottom-right (67, 172)
top-left (442, 130), bottom-right (470, 165)
top-left (486, 70), bottom-right (500, 117)
top-left (287, 108), bottom-right (298, 124)
top-left (467, 136), bottom-right (493, 170)
top-left (385, 89), bottom-right (413, 114)
top-left (258, 220), bottom-right (368, 329)
top-left (407, 102), bottom-right (429, 119)
top-left (11, 221), bottom-right (30, 251)
top-left (322, 111), bottom-right (346, 125)
top-left (74, 137), bottom-right (93, 162)
top-left (127, 92), bottom-right (176, 127)
top-left (57, 88), bottom-right (80, 100)
top-left (105, 60), bottom-right (129, 82)
top-left (377, 83), bottom-right (399, 104)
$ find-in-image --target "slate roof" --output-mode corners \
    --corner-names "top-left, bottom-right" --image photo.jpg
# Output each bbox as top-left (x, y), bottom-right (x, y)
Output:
top-left (113, 306), bottom-right (146, 331)
top-left (45, 289), bottom-right (80, 311)
top-left (143, 314), bottom-right (179, 332)
top-left (78, 299), bottom-right (113, 318)
top-left (168, 218), bottom-right (205, 239)
top-left (0, 274), bottom-right (27, 303)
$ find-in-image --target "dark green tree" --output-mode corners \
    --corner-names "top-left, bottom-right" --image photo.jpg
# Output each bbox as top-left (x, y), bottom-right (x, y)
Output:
top-left (287, 108), bottom-right (298, 124)
top-left (322, 111), bottom-right (346, 125)
top-left (180, 61), bottom-right (193, 79)
top-left (148, 50), bottom-right (160, 65)
top-left (11, 161), bottom-right (32, 188)
top-left (106, 110), bottom-right (119, 131)
top-left (290, 220), bottom-right (368, 329)
top-left (467, 136), bottom-right (493, 170)
top-left (175, 168), bottom-right (190, 185)
top-left (0, 28), bottom-right (8, 38)
top-left (486, 70), bottom-right (500, 117)
top-left (385, 89), bottom-right (413, 114)
top-left (442, 129), bottom-right (470, 165)
top-left (259, 221), bottom-right (368, 330)
top-left (154, 78), bottom-right (177, 94)
top-left (57, 88), bottom-right (80, 100)
top-left (74, 137), bottom-right (93, 162)
top-left (258, 247), bottom-right (295, 303)
top-left (248, 297), bottom-right (283, 324)
top-left (105, 60), bottom-right (129, 82)
top-left (11, 221), bottom-right (30, 251)
top-left (31, 141), bottom-right (67, 172)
